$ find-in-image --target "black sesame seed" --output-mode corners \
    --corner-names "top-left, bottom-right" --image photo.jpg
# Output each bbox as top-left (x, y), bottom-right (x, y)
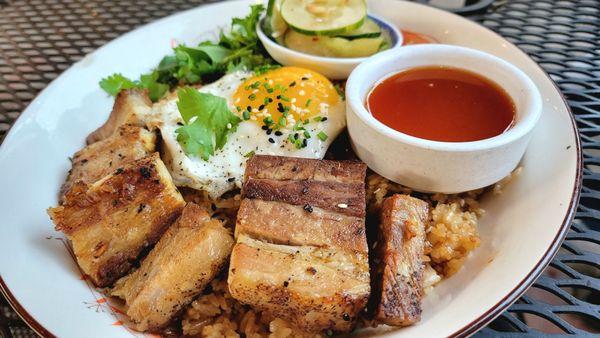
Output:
top-left (303, 204), bottom-right (313, 213)
top-left (274, 131), bottom-right (283, 136)
top-left (343, 314), bottom-right (350, 321)
top-left (115, 168), bottom-right (124, 175)
top-left (302, 139), bottom-right (308, 147)
top-left (202, 284), bottom-right (213, 295)
top-left (302, 77), bottom-right (309, 81)
top-left (140, 167), bottom-right (151, 179)
top-left (227, 177), bottom-right (235, 182)
top-left (258, 104), bottom-right (265, 110)
top-left (266, 129), bottom-right (272, 135)
top-left (321, 117), bottom-right (328, 122)
top-left (289, 81), bottom-right (296, 87)
top-left (247, 105), bottom-right (252, 112)
top-left (283, 281), bottom-right (289, 287)
top-left (268, 138), bottom-right (275, 144)
top-left (261, 125), bottom-right (268, 130)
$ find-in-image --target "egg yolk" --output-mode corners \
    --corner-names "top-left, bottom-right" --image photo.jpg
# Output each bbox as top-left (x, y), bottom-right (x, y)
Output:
top-left (233, 67), bottom-right (339, 128)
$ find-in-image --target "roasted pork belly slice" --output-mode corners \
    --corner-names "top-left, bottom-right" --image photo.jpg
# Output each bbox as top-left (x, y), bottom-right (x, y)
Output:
top-left (236, 199), bottom-right (367, 253)
top-left (111, 203), bottom-right (234, 331)
top-left (243, 178), bottom-right (365, 218)
top-left (244, 154), bottom-right (366, 184)
top-left (243, 155), bottom-right (367, 218)
top-left (60, 125), bottom-right (156, 202)
top-left (228, 235), bottom-right (370, 333)
top-left (48, 153), bottom-right (185, 287)
top-left (374, 194), bottom-right (429, 326)
top-left (231, 155), bottom-right (370, 332)
top-left (87, 89), bottom-right (153, 144)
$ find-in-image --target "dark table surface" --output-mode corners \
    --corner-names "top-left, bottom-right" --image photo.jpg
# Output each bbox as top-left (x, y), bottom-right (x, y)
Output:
top-left (0, 0), bottom-right (598, 337)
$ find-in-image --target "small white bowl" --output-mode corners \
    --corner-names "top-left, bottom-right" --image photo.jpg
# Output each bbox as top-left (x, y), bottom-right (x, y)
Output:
top-left (257, 14), bottom-right (403, 80)
top-left (346, 44), bottom-right (542, 193)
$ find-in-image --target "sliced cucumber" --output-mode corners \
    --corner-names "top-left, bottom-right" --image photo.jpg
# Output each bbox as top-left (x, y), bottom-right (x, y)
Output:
top-left (281, 0), bottom-right (367, 36)
top-left (266, 0), bottom-right (276, 16)
top-left (284, 29), bottom-right (384, 58)
top-left (334, 18), bottom-right (381, 40)
top-left (265, 0), bottom-right (287, 39)
top-left (326, 35), bottom-right (384, 57)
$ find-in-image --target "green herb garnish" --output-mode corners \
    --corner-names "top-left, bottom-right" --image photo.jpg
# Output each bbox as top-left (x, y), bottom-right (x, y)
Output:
top-left (317, 131), bottom-right (328, 141)
top-left (99, 74), bottom-right (138, 96)
top-left (175, 87), bottom-right (241, 160)
top-left (333, 82), bottom-right (345, 101)
top-left (99, 5), bottom-right (276, 102)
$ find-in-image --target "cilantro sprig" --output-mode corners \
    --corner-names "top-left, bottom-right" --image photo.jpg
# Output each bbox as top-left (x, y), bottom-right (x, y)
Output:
top-left (99, 74), bottom-right (138, 96)
top-left (99, 4), bottom-right (276, 102)
top-left (175, 87), bottom-right (241, 160)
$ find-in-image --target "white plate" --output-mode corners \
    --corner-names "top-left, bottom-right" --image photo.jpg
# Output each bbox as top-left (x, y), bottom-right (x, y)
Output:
top-left (0, 1), bottom-right (581, 337)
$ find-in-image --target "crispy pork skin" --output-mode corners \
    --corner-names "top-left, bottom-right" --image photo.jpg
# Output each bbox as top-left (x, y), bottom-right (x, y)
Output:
top-left (229, 235), bottom-right (370, 333)
top-left (229, 155), bottom-right (369, 333)
top-left (374, 194), bottom-right (429, 326)
top-left (243, 154), bottom-right (366, 183)
top-left (111, 203), bottom-right (234, 331)
top-left (60, 125), bottom-right (156, 202)
top-left (48, 153), bottom-right (185, 287)
top-left (242, 155), bottom-right (366, 218)
top-left (87, 89), bottom-right (153, 144)
top-left (242, 178), bottom-right (365, 218)
top-left (235, 199), bottom-right (366, 252)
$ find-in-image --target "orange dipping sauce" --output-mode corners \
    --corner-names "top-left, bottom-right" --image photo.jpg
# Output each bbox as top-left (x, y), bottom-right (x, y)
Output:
top-left (367, 66), bottom-right (516, 142)
top-left (401, 30), bottom-right (437, 45)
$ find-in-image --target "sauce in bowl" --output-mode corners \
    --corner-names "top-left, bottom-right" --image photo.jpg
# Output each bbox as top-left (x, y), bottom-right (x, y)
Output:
top-left (367, 66), bottom-right (516, 142)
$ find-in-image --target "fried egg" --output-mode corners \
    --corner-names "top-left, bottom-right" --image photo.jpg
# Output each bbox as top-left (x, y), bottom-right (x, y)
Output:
top-left (152, 67), bottom-right (346, 198)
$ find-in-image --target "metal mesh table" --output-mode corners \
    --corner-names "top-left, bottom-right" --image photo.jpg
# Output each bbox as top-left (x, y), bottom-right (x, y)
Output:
top-left (0, 0), bottom-right (598, 337)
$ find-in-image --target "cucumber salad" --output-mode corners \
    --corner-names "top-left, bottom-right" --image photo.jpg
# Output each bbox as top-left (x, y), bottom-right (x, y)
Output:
top-left (263, 0), bottom-right (391, 58)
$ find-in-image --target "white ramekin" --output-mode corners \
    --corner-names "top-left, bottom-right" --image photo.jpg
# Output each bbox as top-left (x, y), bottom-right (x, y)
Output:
top-left (346, 44), bottom-right (542, 193)
top-left (256, 14), bottom-right (403, 80)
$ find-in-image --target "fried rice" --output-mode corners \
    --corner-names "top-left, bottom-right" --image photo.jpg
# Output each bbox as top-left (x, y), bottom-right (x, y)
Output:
top-left (176, 169), bottom-right (521, 337)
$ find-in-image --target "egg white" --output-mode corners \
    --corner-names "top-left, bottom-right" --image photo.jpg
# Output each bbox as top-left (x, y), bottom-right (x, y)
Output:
top-left (150, 71), bottom-right (346, 199)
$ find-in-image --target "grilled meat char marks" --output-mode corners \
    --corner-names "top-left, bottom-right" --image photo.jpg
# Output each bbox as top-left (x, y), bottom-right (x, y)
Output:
top-left (243, 179), bottom-right (365, 218)
top-left (243, 154), bottom-right (366, 183)
top-left (236, 199), bottom-right (366, 252)
top-left (373, 194), bottom-right (429, 326)
top-left (229, 235), bottom-right (370, 333)
top-left (242, 154), bottom-right (366, 219)
top-left (112, 203), bottom-right (234, 332)
top-left (87, 89), bottom-right (153, 144)
top-left (60, 124), bottom-right (156, 203)
top-left (48, 153), bottom-right (185, 287)
top-left (229, 155), bottom-right (369, 333)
